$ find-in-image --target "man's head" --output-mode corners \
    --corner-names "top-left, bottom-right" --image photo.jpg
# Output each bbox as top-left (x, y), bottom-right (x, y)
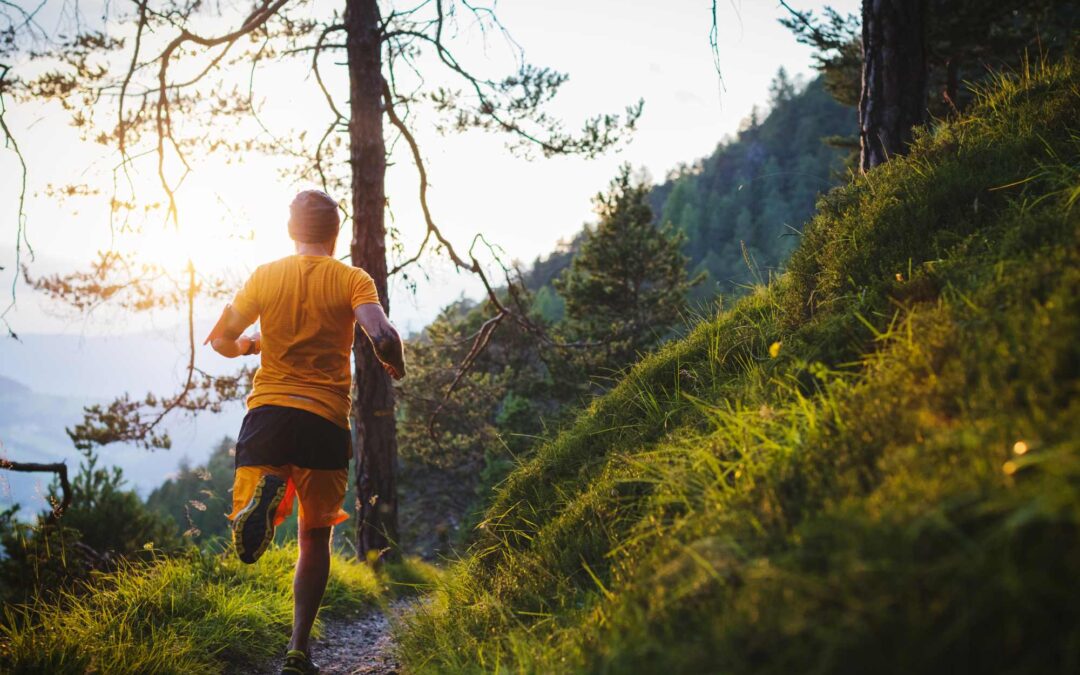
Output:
top-left (288, 189), bottom-right (340, 251)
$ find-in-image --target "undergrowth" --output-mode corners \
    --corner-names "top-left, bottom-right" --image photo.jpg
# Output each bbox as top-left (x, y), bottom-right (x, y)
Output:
top-left (0, 544), bottom-right (438, 674)
top-left (397, 59), bottom-right (1080, 673)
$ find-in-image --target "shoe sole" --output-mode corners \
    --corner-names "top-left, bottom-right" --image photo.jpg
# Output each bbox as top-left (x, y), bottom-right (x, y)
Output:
top-left (233, 474), bottom-right (287, 564)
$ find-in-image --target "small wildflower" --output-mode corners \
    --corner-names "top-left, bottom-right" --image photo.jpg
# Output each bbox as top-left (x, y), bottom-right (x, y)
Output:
top-left (768, 341), bottom-right (782, 358)
top-left (143, 541), bottom-right (155, 551)
top-left (1013, 440), bottom-right (1029, 455)
top-left (1002, 460), bottom-right (1018, 476)
top-left (895, 272), bottom-right (904, 282)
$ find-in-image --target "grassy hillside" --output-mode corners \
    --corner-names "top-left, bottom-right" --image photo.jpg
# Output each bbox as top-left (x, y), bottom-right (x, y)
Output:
top-left (0, 545), bottom-right (437, 674)
top-left (397, 60), bottom-right (1080, 673)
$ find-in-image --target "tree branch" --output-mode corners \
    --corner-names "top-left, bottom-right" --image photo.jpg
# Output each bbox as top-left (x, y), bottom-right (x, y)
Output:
top-left (145, 0), bottom-right (291, 223)
top-left (383, 0), bottom-right (641, 158)
top-left (0, 63), bottom-right (31, 339)
top-left (0, 459), bottom-right (71, 522)
top-left (383, 81), bottom-right (472, 273)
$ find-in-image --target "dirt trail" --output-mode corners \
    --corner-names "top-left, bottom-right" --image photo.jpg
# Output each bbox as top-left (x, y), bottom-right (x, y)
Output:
top-left (245, 601), bottom-right (408, 675)
top-left (309, 603), bottom-right (402, 675)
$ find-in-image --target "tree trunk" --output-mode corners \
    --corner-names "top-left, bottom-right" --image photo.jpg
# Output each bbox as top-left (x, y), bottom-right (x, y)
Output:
top-left (858, 0), bottom-right (928, 172)
top-left (345, 0), bottom-right (399, 560)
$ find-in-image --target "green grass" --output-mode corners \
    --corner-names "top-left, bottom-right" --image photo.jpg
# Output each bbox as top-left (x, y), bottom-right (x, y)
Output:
top-left (396, 59), bottom-right (1080, 674)
top-left (0, 544), bottom-right (439, 674)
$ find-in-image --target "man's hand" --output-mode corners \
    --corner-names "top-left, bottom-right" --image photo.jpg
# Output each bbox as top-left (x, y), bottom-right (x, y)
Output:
top-left (381, 360), bottom-right (404, 380)
top-left (238, 331), bottom-right (262, 356)
top-left (354, 303), bottom-right (406, 381)
top-left (206, 305), bottom-right (259, 359)
top-left (211, 333), bottom-right (261, 358)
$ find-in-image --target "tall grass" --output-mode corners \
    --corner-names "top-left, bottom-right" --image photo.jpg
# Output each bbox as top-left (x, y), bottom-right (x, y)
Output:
top-left (396, 59), bottom-right (1080, 673)
top-left (0, 544), bottom-right (439, 674)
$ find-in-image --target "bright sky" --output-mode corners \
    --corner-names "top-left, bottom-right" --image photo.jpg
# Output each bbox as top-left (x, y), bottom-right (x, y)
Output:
top-left (0, 0), bottom-right (859, 337)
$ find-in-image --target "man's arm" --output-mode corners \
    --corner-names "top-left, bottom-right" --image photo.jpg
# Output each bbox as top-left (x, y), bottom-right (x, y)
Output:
top-left (354, 303), bottom-right (406, 380)
top-left (204, 305), bottom-right (260, 358)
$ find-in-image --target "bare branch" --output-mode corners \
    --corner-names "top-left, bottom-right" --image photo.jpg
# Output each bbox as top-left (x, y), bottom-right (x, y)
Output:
top-left (384, 0), bottom-right (641, 158)
top-left (0, 63), bottom-right (31, 339)
top-left (61, 261), bottom-right (252, 451)
top-left (0, 0), bottom-right (49, 36)
top-left (426, 310), bottom-right (503, 437)
top-left (141, 259), bottom-right (199, 434)
top-left (312, 23), bottom-right (347, 120)
top-left (145, 0), bottom-right (292, 223)
top-left (0, 459), bottom-right (71, 523)
top-left (386, 74), bottom-right (609, 435)
top-left (117, 0), bottom-right (148, 166)
top-left (383, 82), bottom-right (472, 273)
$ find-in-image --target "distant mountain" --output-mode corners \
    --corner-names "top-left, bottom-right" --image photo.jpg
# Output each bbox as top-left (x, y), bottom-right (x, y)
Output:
top-left (0, 368), bottom-right (243, 517)
top-left (0, 375), bottom-right (84, 463)
top-left (0, 322), bottom-right (226, 399)
top-left (0, 375), bottom-right (85, 514)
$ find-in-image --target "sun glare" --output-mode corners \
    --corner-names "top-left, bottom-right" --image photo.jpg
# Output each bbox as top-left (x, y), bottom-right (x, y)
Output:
top-left (133, 223), bottom-right (199, 272)
top-left (121, 187), bottom-right (274, 277)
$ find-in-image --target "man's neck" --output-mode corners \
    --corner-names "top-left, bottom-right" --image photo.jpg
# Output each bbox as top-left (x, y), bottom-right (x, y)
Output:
top-left (295, 241), bottom-right (334, 257)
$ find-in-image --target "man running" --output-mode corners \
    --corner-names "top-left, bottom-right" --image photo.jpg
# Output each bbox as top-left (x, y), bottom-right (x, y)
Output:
top-left (206, 189), bottom-right (406, 675)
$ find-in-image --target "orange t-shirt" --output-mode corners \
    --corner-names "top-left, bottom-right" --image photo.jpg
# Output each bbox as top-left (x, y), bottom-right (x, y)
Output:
top-left (231, 255), bottom-right (381, 429)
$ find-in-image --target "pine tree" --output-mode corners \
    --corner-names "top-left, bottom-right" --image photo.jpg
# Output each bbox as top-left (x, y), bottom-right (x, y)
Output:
top-left (768, 67), bottom-right (798, 107)
top-left (555, 166), bottom-right (697, 373)
top-left (733, 206), bottom-right (755, 246)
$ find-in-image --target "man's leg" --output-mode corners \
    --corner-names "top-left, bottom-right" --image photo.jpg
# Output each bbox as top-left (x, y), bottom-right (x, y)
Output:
top-left (288, 525), bottom-right (332, 654)
top-left (286, 458), bottom-right (349, 659)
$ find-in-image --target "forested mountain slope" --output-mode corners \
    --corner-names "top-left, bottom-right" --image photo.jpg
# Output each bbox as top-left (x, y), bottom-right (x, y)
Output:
top-left (527, 73), bottom-right (855, 318)
top-left (654, 72), bottom-right (855, 297)
top-left (398, 60), bottom-right (1080, 673)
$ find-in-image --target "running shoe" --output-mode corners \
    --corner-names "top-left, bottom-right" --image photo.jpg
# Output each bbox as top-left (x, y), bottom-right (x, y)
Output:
top-left (232, 473), bottom-right (287, 564)
top-left (281, 649), bottom-right (319, 674)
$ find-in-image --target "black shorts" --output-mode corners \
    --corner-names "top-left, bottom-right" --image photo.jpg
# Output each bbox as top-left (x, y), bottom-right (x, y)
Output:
top-left (235, 405), bottom-right (351, 471)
